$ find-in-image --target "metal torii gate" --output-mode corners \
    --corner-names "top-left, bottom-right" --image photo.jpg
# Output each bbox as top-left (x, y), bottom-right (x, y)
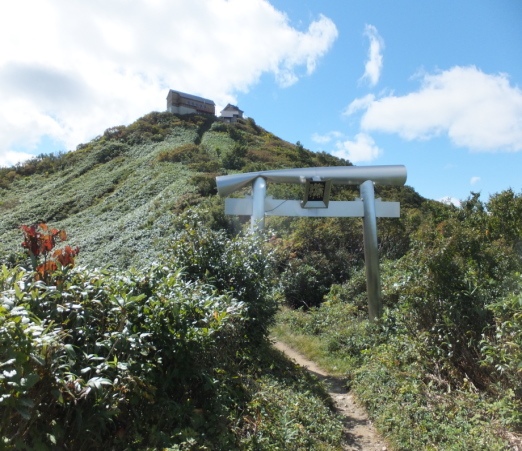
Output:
top-left (216, 165), bottom-right (407, 320)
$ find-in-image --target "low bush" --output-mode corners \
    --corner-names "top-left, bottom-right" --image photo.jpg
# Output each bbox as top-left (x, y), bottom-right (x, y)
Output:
top-left (168, 214), bottom-right (278, 343)
top-left (0, 216), bottom-right (348, 449)
top-left (189, 173), bottom-right (218, 197)
top-left (280, 260), bottom-right (329, 309)
top-left (0, 221), bottom-right (289, 449)
top-left (157, 143), bottom-right (201, 163)
top-left (353, 335), bottom-right (508, 450)
top-left (480, 287), bottom-right (522, 427)
top-left (0, 262), bottom-right (251, 449)
top-left (235, 373), bottom-right (344, 449)
top-left (222, 143), bottom-right (247, 170)
top-left (94, 142), bottom-right (130, 164)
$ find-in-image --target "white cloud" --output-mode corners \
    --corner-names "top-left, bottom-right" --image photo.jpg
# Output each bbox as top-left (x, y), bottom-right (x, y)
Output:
top-left (0, 0), bottom-right (338, 163)
top-left (358, 66), bottom-right (522, 152)
top-left (311, 131), bottom-right (343, 144)
top-left (439, 196), bottom-right (461, 207)
top-left (360, 25), bottom-right (384, 87)
top-left (343, 94), bottom-right (375, 116)
top-left (0, 150), bottom-right (35, 168)
top-left (331, 133), bottom-right (382, 163)
top-left (470, 176), bottom-right (481, 185)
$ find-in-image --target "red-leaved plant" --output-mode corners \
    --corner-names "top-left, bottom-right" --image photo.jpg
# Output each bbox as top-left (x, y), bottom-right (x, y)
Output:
top-left (20, 223), bottom-right (80, 281)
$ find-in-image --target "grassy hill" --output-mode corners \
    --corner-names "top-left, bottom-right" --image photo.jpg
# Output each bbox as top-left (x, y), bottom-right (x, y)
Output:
top-left (0, 111), bottom-right (350, 268)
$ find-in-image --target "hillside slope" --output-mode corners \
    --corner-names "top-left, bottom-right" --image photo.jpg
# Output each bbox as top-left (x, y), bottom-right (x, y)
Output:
top-left (0, 112), bottom-right (351, 268)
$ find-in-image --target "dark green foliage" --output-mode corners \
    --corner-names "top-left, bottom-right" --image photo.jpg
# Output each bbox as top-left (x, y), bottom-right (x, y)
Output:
top-left (351, 336), bottom-right (508, 450)
top-left (314, 151), bottom-right (350, 167)
top-left (222, 143), bottom-right (248, 170)
top-left (157, 143), bottom-right (223, 174)
top-left (295, 141), bottom-right (314, 167)
top-left (234, 369), bottom-right (344, 449)
top-left (94, 141), bottom-right (130, 164)
top-left (189, 173), bottom-right (218, 197)
top-left (0, 152), bottom-right (69, 188)
top-left (245, 117), bottom-right (261, 135)
top-left (1, 262), bottom-right (246, 449)
top-left (486, 188), bottom-right (522, 253)
top-left (388, 194), bottom-right (519, 386)
top-left (209, 121), bottom-right (228, 132)
top-left (265, 182), bottom-right (423, 309)
top-left (276, 188), bottom-right (522, 449)
top-left (0, 220), bottom-right (346, 450)
top-left (280, 261), bottom-right (327, 308)
top-left (168, 214), bottom-right (277, 343)
top-left (121, 111), bottom-right (213, 145)
top-left (271, 217), bottom-right (365, 308)
top-left (480, 289), bottom-right (522, 428)
top-left (227, 124), bottom-right (244, 143)
top-left (190, 197), bottom-right (242, 236)
top-left (157, 143), bottom-right (201, 163)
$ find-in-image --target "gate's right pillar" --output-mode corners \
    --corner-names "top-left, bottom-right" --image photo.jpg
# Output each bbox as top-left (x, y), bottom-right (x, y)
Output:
top-left (360, 180), bottom-right (382, 321)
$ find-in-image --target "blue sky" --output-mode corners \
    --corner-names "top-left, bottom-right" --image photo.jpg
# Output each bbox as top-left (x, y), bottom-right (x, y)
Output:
top-left (1, 0), bottom-right (521, 204)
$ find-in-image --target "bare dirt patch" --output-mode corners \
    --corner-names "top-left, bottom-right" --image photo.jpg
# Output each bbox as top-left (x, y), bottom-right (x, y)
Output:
top-left (273, 340), bottom-right (388, 451)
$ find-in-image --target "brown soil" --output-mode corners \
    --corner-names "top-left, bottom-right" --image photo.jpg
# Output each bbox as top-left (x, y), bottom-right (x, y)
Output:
top-left (273, 340), bottom-right (388, 451)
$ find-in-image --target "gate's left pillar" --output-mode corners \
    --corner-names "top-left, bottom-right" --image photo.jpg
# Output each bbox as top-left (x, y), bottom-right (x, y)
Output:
top-left (251, 176), bottom-right (267, 232)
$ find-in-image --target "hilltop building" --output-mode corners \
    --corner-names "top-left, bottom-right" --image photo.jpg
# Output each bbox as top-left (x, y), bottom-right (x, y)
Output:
top-left (220, 104), bottom-right (244, 123)
top-left (166, 90), bottom-right (246, 122)
top-left (166, 90), bottom-right (216, 115)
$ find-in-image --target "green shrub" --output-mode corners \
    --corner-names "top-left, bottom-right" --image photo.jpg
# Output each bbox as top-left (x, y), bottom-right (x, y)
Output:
top-left (92, 142), bottom-right (129, 163)
top-left (167, 214), bottom-right (278, 343)
top-left (0, 262), bottom-right (252, 449)
top-left (352, 336), bottom-right (508, 451)
top-left (480, 287), bottom-right (522, 427)
top-left (209, 121), bottom-right (228, 133)
top-left (157, 143), bottom-right (200, 163)
top-left (280, 260), bottom-right (328, 309)
top-left (236, 375), bottom-right (344, 449)
top-left (188, 173), bottom-right (218, 197)
top-left (222, 143), bottom-right (247, 170)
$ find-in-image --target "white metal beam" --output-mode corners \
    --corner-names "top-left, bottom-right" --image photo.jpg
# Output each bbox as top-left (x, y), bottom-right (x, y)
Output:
top-left (225, 196), bottom-right (400, 218)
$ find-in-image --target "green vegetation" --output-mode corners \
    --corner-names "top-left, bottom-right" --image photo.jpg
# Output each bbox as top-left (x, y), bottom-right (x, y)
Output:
top-left (1, 217), bottom-right (344, 449)
top-left (0, 111), bottom-right (340, 269)
top-left (273, 190), bottom-right (522, 450)
top-left (2, 110), bottom-right (522, 449)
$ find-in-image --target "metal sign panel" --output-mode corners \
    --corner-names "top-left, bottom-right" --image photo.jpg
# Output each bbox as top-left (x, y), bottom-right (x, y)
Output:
top-left (301, 180), bottom-right (331, 208)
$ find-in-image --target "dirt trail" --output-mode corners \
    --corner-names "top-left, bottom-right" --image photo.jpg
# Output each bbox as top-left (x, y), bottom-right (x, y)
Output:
top-left (273, 340), bottom-right (388, 451)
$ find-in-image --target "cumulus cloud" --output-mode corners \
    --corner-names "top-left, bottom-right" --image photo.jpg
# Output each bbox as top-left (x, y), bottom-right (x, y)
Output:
top-left (360, 25), bottom-right (384, 87)
top-left (0, 150), bottom-right (36, 168)
top-left (356, 66), bottom-right (522, 152)
top-left (331, 133), bottom-right (382, 163)
top-left (0, 0), bottom-right (338, 164)
top-left (439, 196), bottom-right (461, 207)
top-left (470, 176), bottom-right (481, 185)
top-left (343, 94), bottom-right (375, 116)
top-left (311, 131), bottom-right (343, 144)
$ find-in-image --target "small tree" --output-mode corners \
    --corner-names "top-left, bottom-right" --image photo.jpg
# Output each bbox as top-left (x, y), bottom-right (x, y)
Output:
top-left (20, 223), bottom-right (80, 282)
